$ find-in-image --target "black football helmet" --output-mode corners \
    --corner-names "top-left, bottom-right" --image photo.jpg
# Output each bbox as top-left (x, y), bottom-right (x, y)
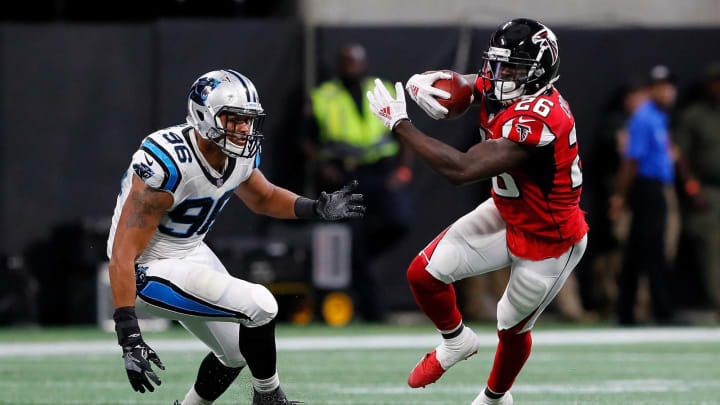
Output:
top-left (480, 18), bottom-right (560, 102)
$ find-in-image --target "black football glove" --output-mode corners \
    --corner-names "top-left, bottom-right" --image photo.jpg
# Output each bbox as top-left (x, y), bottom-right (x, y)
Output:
top-left (122, 336), bottom-right (165, 393)
top-left (114, 307), bottom-right (165, 393)
top-left (315, 180), bottom-right (366, 221)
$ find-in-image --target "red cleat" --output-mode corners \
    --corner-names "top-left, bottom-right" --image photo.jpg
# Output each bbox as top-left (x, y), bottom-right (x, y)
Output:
top-left (408, 327), bottom-right (482, 388)
top-left (407, 350), bottom-right (447, 388)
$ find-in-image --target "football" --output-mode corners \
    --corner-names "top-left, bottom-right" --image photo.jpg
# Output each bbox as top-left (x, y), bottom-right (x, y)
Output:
top-left (432, 70), bottom-right (473, 119)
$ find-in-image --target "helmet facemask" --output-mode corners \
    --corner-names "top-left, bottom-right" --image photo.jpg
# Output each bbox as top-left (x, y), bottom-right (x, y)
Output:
top-left (207, 107), bottom-right (265, 159)
top-left (480, 46), bottom-right (543, 102)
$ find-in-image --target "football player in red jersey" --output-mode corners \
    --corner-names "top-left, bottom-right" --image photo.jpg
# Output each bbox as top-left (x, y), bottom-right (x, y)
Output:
top-left (367, 19), bottom-right (588, 405)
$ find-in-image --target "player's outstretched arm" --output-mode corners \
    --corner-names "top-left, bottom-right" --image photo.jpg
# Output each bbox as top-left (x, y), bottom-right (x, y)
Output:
top-left (235, 168), bottom-right (300, 219)
top-left (393, 120), bottom-right (532, 185)
top-left (235, 169), bottom-right (365, 220)
top-left (109, 175), bottom-right (172, 393)
top-left (367, 79), bottom-right (532, 186)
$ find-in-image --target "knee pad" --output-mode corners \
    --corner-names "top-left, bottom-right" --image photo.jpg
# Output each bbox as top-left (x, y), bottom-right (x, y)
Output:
top-left (186, 266), bottom-right (232, 303)
top-left (419, 229), bottom-right (461, 284)
top-left (185, 267), bottom-right (277, 326)
top-left (497, 269), bottom-right (549, 330)
top-left (425, 246), bottom-right (461, 283)
top-left (245, 284), bottom-right (278, 327)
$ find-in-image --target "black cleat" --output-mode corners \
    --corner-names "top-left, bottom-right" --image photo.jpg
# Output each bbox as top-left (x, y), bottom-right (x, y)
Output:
top-left (252, 387), bottom-right (303, 405)
top-left (173, 402), bottom-right (180, 405)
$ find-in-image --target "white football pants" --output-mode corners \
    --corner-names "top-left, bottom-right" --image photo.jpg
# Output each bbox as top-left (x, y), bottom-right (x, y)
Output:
top-left (134, 242), bottom-right (278, 368)
top-left (425, 198), bottom-right (587, 332)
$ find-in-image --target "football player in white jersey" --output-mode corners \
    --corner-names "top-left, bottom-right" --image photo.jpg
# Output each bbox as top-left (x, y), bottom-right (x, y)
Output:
top-left (107, 69), bottom-right (365, 405)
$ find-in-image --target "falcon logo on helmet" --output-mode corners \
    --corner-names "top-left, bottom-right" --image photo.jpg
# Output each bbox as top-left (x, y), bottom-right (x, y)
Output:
top-left (532, 28), bottom-right (559, 65)
top-left (186, 69), bottom-right (265, 159)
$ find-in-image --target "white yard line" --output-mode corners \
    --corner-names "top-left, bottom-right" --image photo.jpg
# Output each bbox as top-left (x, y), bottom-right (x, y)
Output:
top-left (0, 327), bottom-right (718, 357)
top-left (304, 378), bottom-right (720, 395)
top-left (10, 379), bottom-right (719, 404)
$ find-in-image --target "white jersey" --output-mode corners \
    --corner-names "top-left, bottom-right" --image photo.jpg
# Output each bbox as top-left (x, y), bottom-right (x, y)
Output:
top-left (107, 124), bottom-right (257, 262)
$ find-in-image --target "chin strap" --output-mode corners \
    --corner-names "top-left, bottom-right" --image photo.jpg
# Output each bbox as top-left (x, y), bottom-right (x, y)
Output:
top-left (497, 75), bottom-right (561, 105)
top-left (487, 74), bottom-right (560, 106)
top-left (494, 83), bottom-right (526, 103)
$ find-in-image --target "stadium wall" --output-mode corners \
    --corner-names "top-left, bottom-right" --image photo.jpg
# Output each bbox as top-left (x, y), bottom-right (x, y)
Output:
top-left (1, 21), bottom-right (719, 316)
top-left (301, 0), bottom-right (720, 27)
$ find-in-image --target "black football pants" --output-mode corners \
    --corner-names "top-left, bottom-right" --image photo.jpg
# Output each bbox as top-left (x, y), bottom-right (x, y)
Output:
top-left (617, 177), bottom-right (675, 324)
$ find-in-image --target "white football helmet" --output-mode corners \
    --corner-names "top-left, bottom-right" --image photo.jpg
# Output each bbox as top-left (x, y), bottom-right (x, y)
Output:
top-left (186, 69), bottom-right (265, 158)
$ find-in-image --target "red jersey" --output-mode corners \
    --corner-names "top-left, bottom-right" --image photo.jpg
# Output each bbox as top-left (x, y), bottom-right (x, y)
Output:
top-left (476, 78), bottom-right (588, 260)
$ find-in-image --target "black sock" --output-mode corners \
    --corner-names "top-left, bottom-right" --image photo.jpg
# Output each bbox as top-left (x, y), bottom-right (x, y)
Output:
top-left (239, 320), bottom-right (277, 380)
top-left (441, 323), bottom-right (464, 339)
top-left (193, 352), bottom-right (243, 401)
top-left (484, 386), bottom-right (505, 399)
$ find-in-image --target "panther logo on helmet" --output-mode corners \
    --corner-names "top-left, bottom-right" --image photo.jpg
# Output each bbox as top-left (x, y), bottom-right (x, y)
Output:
top-left (189, 77), bottom-right (221, 106)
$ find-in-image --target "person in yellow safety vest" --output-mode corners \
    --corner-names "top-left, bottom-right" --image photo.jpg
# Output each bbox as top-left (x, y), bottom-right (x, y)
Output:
top-left (302, 43), bottom-right (414, 322)
top-left (311, 71), bottom-right (399, 169)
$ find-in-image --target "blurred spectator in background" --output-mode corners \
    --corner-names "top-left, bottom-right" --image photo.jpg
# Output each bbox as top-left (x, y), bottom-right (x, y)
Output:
top-left (303, 43), bottom-right (414, 321)
top-left (674, 62), bottom-right (720, 317)
top-left (587, 80), bottom-right (648, 318)
top-left (610, 65), bottom-right (678, 325)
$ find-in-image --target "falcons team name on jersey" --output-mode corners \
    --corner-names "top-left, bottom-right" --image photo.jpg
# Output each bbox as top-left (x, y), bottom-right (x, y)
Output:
top-left (107, 124), bottom-right (258, 262)
top-left (476, 80), bottom-right (588, 260)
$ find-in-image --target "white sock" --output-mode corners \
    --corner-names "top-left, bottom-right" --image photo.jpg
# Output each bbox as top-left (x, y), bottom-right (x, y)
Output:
top-left (182, 386), bottom-right (213, 405)
top-left (252, 372), bottom-right (280, 393)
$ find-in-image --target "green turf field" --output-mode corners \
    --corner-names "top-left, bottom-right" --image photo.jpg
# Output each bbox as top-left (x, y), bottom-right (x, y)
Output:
top-left (0, 324), bottom-right (718, 404)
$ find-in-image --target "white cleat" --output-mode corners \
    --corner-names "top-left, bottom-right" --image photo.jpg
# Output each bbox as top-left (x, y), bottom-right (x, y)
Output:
top-left (435, 325), bottom-right (482, 370)
top-left (471, 388), bottom-right (513, 405)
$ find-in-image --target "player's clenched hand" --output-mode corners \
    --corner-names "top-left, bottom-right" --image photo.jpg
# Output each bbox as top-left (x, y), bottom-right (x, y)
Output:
top-left (122, 337), bottom-right (165, 393)
top-left (315, 180), bottom-right (366, 220)
top-left (114, 306), bottom-right (164, 393)
top-left (366, 79), bottom-right (409, 130)
top-left (405, 71), bottom-right (452, 120)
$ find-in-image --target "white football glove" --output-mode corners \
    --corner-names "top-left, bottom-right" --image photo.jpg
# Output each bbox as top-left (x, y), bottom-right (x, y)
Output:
top-left (366, 79), bottom-right (409, 130)
top-left (405, 71), bottom-right (452, 120)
